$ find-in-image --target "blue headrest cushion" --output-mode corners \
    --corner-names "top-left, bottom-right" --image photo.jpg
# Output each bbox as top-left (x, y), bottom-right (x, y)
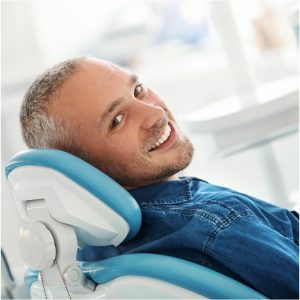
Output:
top-left (5, 148), bottom-right (142, 241)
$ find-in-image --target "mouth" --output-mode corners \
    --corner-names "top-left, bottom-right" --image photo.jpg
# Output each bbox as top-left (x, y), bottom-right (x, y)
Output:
top-left (149, 122), bottom-right (177, 152)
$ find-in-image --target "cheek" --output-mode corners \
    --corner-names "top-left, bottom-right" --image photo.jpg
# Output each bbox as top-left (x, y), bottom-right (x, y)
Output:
top-left (76, 121), bottom-right (107, 158)
top-left (81, 120), bottom-right (145, 162)
top-left (110, 135), bottom-right (140, 157)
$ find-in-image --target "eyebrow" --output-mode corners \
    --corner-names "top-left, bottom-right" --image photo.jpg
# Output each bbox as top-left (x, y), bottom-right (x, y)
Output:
top-left (98, 74), bottom-right (138, 130)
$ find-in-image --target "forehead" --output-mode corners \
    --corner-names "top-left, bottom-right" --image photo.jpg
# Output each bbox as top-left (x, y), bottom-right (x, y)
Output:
top-left (49, 58), bottom-right (131, 118)
top-left (75, 58), bottom-right (130, 89)
top-left (64, 57), bottom-right (132, 97)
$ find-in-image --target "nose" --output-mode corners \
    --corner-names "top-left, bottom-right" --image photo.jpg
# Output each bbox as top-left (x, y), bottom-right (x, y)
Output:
top-left (136, 101), bottom-right (166, 130)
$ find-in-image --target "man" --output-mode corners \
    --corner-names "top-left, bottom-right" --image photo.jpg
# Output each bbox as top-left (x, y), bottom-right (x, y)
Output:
top-left (20, 57), bottom-right (299, 299)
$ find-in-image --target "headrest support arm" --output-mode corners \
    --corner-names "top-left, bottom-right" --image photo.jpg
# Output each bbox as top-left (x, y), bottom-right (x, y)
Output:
top-left (20, 199), bottom-right (96, 296)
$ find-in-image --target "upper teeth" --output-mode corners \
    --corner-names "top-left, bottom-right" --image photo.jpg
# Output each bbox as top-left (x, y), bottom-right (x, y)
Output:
top-left (151, 124), bottom-right (172, 150)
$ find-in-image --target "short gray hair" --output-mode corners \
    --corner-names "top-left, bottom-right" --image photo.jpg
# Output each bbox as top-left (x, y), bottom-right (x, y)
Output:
top-left (20, 57), bottom-right (87, 155)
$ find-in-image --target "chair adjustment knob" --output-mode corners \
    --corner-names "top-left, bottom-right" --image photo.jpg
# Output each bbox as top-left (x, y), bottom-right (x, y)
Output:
top-left (64, 265), bottom-right (96, 291)
top-left (64, 266), bottom-right (81, 284)
top-left (18, 222), bottom-right (56, 270)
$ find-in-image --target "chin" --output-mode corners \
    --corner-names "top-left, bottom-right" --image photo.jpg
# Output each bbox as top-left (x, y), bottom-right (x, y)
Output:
top-left (155, 139), bottom-right (194, 178)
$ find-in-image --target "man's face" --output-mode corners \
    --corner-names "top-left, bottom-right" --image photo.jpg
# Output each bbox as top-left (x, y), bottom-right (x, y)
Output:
top-left (50, 58), bottom-right (194, 188)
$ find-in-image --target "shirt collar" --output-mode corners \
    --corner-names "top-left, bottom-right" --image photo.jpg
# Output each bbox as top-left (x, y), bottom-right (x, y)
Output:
top-left (128, 177), bottom-right (195, 205)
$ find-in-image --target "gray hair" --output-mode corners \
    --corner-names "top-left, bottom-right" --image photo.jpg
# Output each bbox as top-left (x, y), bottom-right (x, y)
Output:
top-left (20, 57), bottom-right (88, 156)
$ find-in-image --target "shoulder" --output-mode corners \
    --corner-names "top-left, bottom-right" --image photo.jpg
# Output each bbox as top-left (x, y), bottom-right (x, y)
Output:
top-left (140, 190), bottom-right (257, 229)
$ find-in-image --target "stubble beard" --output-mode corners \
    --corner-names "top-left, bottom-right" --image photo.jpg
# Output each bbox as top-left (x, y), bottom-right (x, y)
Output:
top-left (98, 134), bottom-right (194, 188)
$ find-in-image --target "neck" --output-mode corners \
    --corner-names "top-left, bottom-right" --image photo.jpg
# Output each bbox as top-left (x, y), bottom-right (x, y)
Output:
top-left (164, 174), bottom-right (179, 181)
top-left (125, 173), bottom-right (179, 190)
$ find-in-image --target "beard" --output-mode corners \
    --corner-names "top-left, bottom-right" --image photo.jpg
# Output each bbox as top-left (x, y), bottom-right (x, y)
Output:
top-left (94, 134), bottom-right (194, 188)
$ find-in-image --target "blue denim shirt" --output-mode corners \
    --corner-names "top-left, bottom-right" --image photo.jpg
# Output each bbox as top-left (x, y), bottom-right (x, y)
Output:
top-left (78, 177), bottom-right (299, 299)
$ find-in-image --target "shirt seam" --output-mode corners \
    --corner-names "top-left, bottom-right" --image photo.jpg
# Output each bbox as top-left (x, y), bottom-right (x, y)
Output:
top-left (140, 204), bottom-right (222, 223)
top-left (202, 210), bottom-right (254, 267)
top-left (139, 197), bottom-right (188, 205)
top-left (203, 198), bottom-right (273, 229)
top-left (184, 178), bottom-right (192, 200)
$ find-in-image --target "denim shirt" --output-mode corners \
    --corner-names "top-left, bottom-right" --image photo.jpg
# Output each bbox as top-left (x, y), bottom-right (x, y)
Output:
top-left (77, 177), bottom-right (299, 299)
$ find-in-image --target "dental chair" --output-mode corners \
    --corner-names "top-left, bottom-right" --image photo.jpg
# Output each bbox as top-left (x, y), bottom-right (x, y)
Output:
top-left (5, 149), bottom-right (266, 299)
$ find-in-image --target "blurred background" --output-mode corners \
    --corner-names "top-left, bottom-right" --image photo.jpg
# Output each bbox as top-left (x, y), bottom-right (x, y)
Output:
top-left (1, 0), bottom-right (299, 293)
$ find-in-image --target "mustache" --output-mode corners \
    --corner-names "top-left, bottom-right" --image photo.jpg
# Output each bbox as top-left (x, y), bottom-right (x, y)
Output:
top-left (144, 115), bottom-right (169, 152)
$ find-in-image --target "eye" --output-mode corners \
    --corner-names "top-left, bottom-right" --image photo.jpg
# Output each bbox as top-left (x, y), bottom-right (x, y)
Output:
top-left (134, 83), bottom-right (145, 98)
top-left (111, 114), bottom-right (123, 129)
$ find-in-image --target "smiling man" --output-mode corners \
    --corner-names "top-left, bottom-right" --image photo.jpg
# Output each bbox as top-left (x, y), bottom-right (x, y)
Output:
top-left (20, 57), bottom-right (298, 299)
top-left (22, 57), bottom-right (193, 188)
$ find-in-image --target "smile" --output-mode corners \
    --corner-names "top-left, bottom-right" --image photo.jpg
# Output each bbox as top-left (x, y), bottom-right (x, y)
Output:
top-left (149, 122), bottom-right (176, 152)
